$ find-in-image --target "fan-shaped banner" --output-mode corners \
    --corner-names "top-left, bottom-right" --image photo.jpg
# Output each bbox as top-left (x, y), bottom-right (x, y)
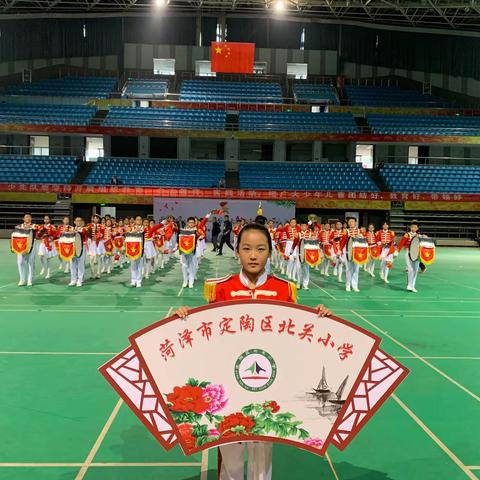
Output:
top-left (100, 300), bottom-right (408, 457)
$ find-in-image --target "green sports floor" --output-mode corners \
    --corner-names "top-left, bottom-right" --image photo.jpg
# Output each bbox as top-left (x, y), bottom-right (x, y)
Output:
top-left (0, 240), bottom-right (479, 480)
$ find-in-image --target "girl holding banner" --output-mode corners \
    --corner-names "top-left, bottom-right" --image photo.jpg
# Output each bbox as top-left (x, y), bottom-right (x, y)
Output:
top-left (174, 223), bottom-right (331, 480)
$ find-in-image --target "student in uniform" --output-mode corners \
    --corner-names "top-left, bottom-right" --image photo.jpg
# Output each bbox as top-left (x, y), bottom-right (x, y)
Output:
top-left (396, 220), bottom-right (423, 292)
top-left (174, 223), bottom-right (331, 480)
top-left (14, 213), bottom-right (38, 287)
top-left (37, 215), bottom-right (57, 279)
top-left (69, 217), bottom-right (87, 287)
top-left (376, 221), bottom-right (396, 284)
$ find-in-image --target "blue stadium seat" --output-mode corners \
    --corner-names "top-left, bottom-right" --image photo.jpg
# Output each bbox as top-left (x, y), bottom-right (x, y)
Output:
top-left (84, 158), bottom-right (225, 188)
top-left (380, 164), bottom-right (480, 193)
top-left (180, 80), bottom-right (283, 104)
top-left (3, 76), bottom-right (117, 99)
top-left (0, 155), bottom-right (78, 184)
top-left (293, 84), bottom-right (338, 104)
top-left (239, 162), bottom-right (378, 192)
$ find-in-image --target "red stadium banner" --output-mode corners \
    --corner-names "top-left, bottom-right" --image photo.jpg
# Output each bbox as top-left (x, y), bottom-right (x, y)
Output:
top-left (1, 183), bottom-right (480, 203)
top-left (211, 42), bottom-right (255, 74)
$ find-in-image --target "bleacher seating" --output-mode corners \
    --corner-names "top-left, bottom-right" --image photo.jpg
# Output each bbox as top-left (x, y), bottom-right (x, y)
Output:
top-left (0, 104), bottom-right (96, 126)
top-left (123, 79), bottom-right (169, 98)
top-left (239, 112), bottom-right (358, 133)
top-left (4, 76), bottom-right (117, 99)
top-left (293, 84), bottom-right (338, 104)
top-left (380, 164), bottom-right (480, 193)
top-left (84, 158), bottom-right (225, 187)
top-left (345, 86), bottom-right (454, 108)
top-left (180, 80), bottom-right (283, 103)
top-left (103, 107), bottom-right (226, 130)
top-left (239, 162), bottom-right (378, 191)
top-left (368, 114), bottom-right (480, 136)
top-left (0, 155), bottom-right (78, 184)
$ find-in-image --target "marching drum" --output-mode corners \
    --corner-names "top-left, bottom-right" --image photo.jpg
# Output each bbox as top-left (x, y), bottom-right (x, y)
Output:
top-left (410, 236), bottom-right (436, 264)
top-left (300, 239), bottom-right (321, 266)
top-left (346, 236), bottom-right (369, 265)
top-left (125, 232), bottom-right (144, 260)
top-left (58, 232), bottom-right (82, 262)
top-left (10, 227), bottom-right (34, 255)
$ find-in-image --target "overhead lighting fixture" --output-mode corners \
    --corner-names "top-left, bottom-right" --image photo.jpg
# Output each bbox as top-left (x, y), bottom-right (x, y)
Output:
top-left (154, 0), bottom-right (168, 7)
top-left (274, 0), bottom-right (285, 12)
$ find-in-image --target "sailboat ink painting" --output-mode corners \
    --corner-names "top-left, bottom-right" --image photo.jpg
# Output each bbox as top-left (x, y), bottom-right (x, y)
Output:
top-left (101, 300), bottom-right (409, 458)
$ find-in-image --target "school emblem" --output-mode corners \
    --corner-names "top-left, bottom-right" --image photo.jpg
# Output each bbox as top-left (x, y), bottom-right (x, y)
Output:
top-left (235, 349), bottom-right (277, 392)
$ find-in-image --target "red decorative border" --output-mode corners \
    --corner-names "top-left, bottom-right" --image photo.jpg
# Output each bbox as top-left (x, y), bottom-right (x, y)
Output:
top-left (1, 182), bottom-right (478, 203)
top-left (99, 346), bottom-right (178, 451)
top-left (128, 299), bottom-right (381, 458)
top-left (0, 122), bottom-right (479, 144)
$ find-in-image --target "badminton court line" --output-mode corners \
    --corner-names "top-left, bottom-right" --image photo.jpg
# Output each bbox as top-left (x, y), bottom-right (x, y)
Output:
top-left (392, 394), bottom-right (477, 480)
top-left (350, 310), bottom-right (480, 403)
top-left (75, 303), bottom-right (175, 480)
top-left (0, 462), bottom-right (202, 467)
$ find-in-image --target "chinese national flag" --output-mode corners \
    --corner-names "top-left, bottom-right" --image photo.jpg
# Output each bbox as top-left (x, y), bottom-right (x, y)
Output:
top-left (211, 42), bottom-right (255, 74)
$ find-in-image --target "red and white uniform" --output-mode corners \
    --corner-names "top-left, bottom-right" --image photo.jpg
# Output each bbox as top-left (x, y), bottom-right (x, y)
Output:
top-left (205, 271), bottom-right (297, 303)
top-left (376, 229), bottom-right (396, 255)
top-left (364, 231), bottom-right (377, 246)
top-left (196, 214), bottom-right (211, 258)
top-left (37, 223), bottom-right (57, 258)
top-left (204, 269), bottom-right (296, 479)
top-left (102, 226), bottom-right (114, 255)
top-left (87, 223), bottom-right (105, 256)
top-left (329, 228), bottom-right (347, 257)
top-left (397, 232), bottom-right (416, 252)
top-left (144, 224), bottom-right (164, 259)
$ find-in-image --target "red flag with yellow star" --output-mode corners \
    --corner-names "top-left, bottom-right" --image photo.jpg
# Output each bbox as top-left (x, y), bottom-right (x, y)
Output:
top-left (211, 42), bottom-right (254, 74)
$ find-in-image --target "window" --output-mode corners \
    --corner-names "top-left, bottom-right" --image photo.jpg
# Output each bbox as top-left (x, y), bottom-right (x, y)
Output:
top-left (85, 137), bottom-right (104, 162)
top-left (408, 146), bottom-right (419, 165)
top-left (195, 60), bottom-right (216, 77)
top-left (355, 144), bottom-right (374, 169)
top-left (30, 136), bottom-right (49, 156)
top-left (153, 58), bottom-right (175, 76)
top-left (287, 63), bottom-right (308, 80)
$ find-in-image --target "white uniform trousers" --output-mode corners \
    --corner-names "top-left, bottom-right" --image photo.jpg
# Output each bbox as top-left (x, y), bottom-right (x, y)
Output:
top-left (17, 250), bottom-right (36, 284)
top-left (130, 257), bottom-right (144, 285)
top-left (380, 247), bottom-right (393, 281)
top-left (70, 250), bottom-right (86, 283)
top-left (346, 260), bottom-right (359, 289)
top-left (405, 252), bottom-right (419, 289)
top-left (180, 253), bottom-right (196, 285)
top-left (220, 443), bottom-right (272, 480)
top-left (297, 261), bottom-right (310, 288)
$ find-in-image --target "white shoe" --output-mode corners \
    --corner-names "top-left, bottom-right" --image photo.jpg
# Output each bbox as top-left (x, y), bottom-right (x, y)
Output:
top-left (58, 264), bottom-right (63, 270)
top-left (131, 282), bottom-right (136, 287)
top-left (384, 279), bottom-right (390, 284)
top-left (296, 283), bottom-right (301, 289)
top-left (353, 287), bottom-right (360, 292)
top-left (40, 268), bottom-right (45, 276)
top-left (406, 286), bottom-right (412, 291)
top-left (45, 273), bottom-right (51, 280)
top-left (370, 273), bottom-right (375, 278)
top-left (182, 282), bottom-right (188, 288)
top-left (76, 281), bottom-right (82, 287)
top-left (136, 282), bottom-right (142, 288)
top-left (380, 272), bottom-right (384, 280)
top-left (188, 282), bottom-right (194, 289)
top-left (18, 280), bottom-right (25, 286)
top-left (107, 268), bottom-right (111, 275)
top-left (303, 286), bottom-right (309, 290)
top-left (27, 281), bottom-right (32, 286)
top-left (325, 273), bottom-right (330, 277)
top-left (96, 274), bottom-right (100, 279)
top-left (68, 281), bottom-right (76, 286)
top-left (145, 274), bottom-right (150, 279)
top-left (346, 285), bottom-right (351, 292)
top-left (101, 266), bottom-right (105, 273)
top-left (411, 288), bottom-right (418, 293)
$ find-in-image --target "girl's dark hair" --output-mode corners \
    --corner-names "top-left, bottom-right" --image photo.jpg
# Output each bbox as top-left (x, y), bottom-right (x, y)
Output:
top-left (236, 223), bottom-right (272, 252)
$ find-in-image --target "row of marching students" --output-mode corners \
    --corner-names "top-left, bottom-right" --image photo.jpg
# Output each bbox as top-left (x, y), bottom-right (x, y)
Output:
top-left (11, 213), bottom-right (180, 287)
top-left (264, 217), bottom-right (433, 293)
